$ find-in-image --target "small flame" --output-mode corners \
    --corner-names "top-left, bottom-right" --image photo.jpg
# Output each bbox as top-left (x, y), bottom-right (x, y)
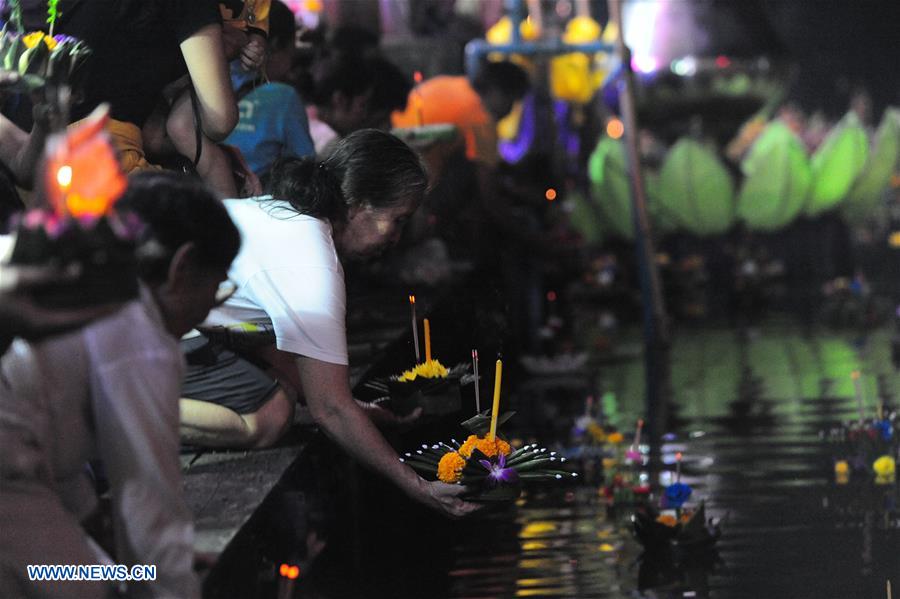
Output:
top-left (414, 71), bottom-right (423, 84)
top-left (409, 295), bottom-right (415, 304)
top-left (675, 452), bottom-right (683, 461)
top-left (280, 563), bottom-right (300, 580)
top-left (56, 165), bottom-right (73, 188)
top-left (545, 188), bottom-right (557, 201)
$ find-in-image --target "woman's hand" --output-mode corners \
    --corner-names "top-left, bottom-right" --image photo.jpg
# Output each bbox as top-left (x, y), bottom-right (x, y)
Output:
top-left (416, 478), bottom-right (482, 519)
top-left (240, 33), bottom-right (267, 72)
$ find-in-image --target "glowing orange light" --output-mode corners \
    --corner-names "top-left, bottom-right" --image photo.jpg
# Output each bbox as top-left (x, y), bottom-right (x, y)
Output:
top-left (546, 290), bottom-right (557, 302)
top-left (279, 564), bottom-right (290, 577)
top-left (414, 71), bottom-right (423, 84)
top-left (56, 165), bottom-right (73, 188)
top-left (288, 566), bottom-right (300, 580)
top-left (409, 295), bottom-right (415, 304)
top-left (544, 188), bottom-right (557, 201)
top-left (606, 118), bottom-right (624, 139)
top-left (675, 452), bottom-right (683, 462)
top-left (715, 55), bottom-right (731, 68)
top-left (890, 232), bottom-right (900, 248)
top-left (44, 107), bottom-right (127, 219)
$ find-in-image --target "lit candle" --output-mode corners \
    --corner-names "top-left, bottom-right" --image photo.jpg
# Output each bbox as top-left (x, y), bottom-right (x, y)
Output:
top-left (632, 419), bottom-right (644, 452)
top-left (851, 370), bottom-right (865, 424)
top-left (472, 349), bottom-right (481, 414)
top-left (675, 451), bottom-right (682, 483)
top-left (413, 71), bottom-right (424, 127)
top-left (424, 318), bottom-right (431, 363)
top-left (489, 358), bottom-right (503, 441)
top-left (409, 295), bottom-right (420, 363)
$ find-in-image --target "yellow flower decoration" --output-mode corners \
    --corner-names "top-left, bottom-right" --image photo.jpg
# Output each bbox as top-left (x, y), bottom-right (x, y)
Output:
top-left (607, 432), bottom-right (624, 444)
top-left (458, 434), bottom-right (511, 459)
top-left (396, 359), bottom-right (449, 382)
top-left (587, 422), bottom-right (606, 443)
top-left (873, 455), bottom-right (896, 485)
top-left (601, 457), bottom-right (617, 470)
top-left (437, 451), bottom-right (466, 483)
top-left (656, 514), bottom-right (678, 527)
top-left (22, 32), bottom-right (58, 50)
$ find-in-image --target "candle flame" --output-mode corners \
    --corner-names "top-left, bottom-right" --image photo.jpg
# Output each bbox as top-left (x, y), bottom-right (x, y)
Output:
top-left (409, 295), bottom-right (415, 304)
top-left (56, 165), bottom-right (72, 188)
top-left (675, 452), bottom-right (683, 461)
top-left (414, 70), bottom-right (423, 84)
top-left (545, 188), bottom-right (557, 201)
top-left (637, 419), bottom-right (644, 427)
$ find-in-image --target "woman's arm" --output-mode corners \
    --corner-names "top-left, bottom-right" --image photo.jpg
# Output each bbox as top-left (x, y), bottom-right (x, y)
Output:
top-left (255, 344), bottom-right (478, 518)
top-left (297, 356), bottom-right (479, 518)
top-left (0, 112), bottom-right (48, 190)
top-left (179, 24), bottom-right (238, 141)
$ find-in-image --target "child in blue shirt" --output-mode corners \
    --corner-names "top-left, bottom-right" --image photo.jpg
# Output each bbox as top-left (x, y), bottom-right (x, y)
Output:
top-left (225, 1), bottom-right (314, 182)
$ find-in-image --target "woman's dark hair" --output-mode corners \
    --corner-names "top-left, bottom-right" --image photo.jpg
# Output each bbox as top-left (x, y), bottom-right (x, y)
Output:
top-left (267, 129), bottom-right (427, 221)
top-left (267, 0), bottom-right (297, 52)
top-left (116, 172), bottom-right (241, 283)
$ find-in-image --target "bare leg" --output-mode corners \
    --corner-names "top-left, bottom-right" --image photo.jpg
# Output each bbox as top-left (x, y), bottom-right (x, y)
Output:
top-left (179, 388), bottom-right (295, 449)
top-left (167, 92), bottom-right (237, 198)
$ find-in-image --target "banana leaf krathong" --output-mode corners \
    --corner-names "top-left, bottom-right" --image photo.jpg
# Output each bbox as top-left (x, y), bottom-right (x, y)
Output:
top-left (632, 501), bottom-right (721, 558)
top-left (736, 121), bottom-right (811, 231)
top-left (400, 410), bottom-right (578, 501)
top-left (365, 361), bottom-right (470, 416)
top-left (0, 28), bottom-right (91, 91)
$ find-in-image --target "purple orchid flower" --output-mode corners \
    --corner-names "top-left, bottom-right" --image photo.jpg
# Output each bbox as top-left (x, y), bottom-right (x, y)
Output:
top-left (479, 453), bottom-right (519, 486)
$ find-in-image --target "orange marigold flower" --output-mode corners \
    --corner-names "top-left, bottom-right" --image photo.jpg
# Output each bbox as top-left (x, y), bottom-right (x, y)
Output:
top-left (607, 432), bottom-right (624, 444)
top-left (458, 434), bottom-right (512, 458)
top-left (656, 514), bottom-right (678, 527)
top-left (437, 451), bottom-right (466, 483)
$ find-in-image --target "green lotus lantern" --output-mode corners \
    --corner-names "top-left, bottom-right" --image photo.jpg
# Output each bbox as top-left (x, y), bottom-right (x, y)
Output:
top-left (842, 108), bottom-right (900, 223)
top-left (737, 122), bottom-right (811, 232)
top-left (588, 136), bottom-right (634, 240)
top-left (659, 138), bottom-right (735, 236)
top-left (806, 111), bottom-right (869, 217)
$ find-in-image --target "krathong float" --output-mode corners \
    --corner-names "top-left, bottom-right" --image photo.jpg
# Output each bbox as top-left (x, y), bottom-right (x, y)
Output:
top-left (1, 0), bottom-right (91, 91)
top-left (400, 357), bottom-right (577, 500)
top-left (364, 302), bottom-right (468, 416)
top-left (632, 454), bottom-right (721, 558)
top-left (5, 106), bottom-right (140, 308)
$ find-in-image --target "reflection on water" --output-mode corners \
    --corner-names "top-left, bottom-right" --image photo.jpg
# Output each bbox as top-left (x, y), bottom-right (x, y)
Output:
top-left (300, 320), bottom-right (899, 598)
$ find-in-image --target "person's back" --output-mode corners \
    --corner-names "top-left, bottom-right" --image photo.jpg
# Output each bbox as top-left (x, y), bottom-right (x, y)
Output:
top-left (0, 287), bottom-right (196, 598)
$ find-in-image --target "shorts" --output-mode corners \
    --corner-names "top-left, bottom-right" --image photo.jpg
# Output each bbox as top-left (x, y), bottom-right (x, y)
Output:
top-left (181, 334), bottom-right (280, 415)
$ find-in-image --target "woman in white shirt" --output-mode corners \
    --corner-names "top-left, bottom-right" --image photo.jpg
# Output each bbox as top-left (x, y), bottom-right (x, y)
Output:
top-left (181, 129), bottom-right (478, 519)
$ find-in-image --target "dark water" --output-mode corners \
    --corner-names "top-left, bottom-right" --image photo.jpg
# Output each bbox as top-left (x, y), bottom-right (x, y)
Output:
top-left (277, 318), bottom-right (900, 599)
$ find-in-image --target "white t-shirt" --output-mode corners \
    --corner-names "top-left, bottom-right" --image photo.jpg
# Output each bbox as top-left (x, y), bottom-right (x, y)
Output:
top-left (203, 198), bottom-right (349, 365)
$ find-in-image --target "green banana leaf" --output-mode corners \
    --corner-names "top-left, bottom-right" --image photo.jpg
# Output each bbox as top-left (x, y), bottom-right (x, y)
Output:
top-left (588, 136), bottom-right (633, 240)
top-left (806, 111), bottom-right (868, 216)
top-left (843, 107), bottom-right (900, 222)
top-left (659, 138), bottom-right (735, 236)
top-left (737, 121), bottom-right (811, 231)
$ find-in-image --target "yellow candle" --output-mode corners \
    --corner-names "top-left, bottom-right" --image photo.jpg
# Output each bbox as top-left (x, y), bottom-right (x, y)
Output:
top-left (489, 359), bottom-right (503, 441)
top-left (424, 318), bottom-right (431, 363)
